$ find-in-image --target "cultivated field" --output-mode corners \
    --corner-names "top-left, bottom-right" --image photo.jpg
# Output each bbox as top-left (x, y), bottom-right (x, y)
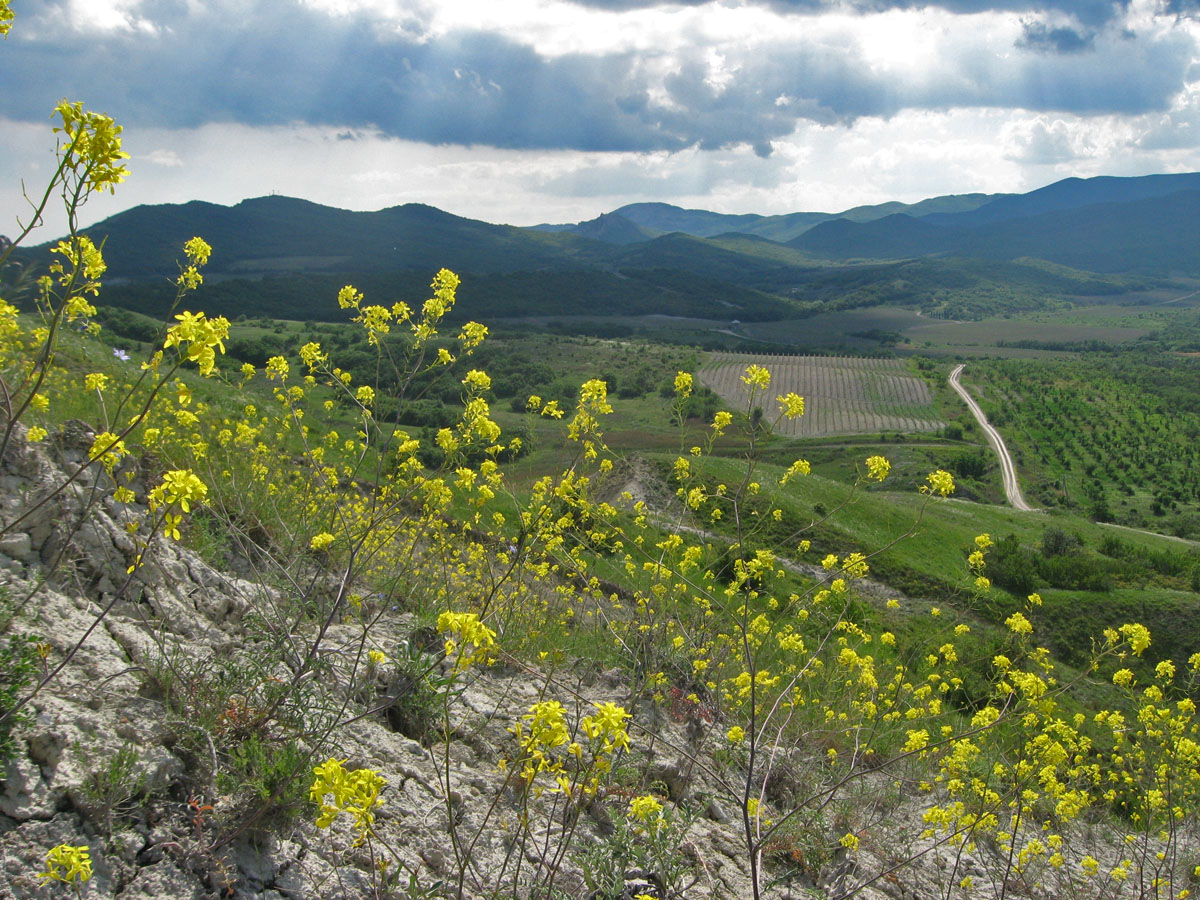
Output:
top-left (700, 352), bottom-right (944, 437)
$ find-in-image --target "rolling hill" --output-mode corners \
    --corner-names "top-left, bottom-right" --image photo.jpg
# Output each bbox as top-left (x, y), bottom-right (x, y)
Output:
top-left (13, 196), bottom-right (818, 323)
top-left (527, 172), bottom-right (1200, 277)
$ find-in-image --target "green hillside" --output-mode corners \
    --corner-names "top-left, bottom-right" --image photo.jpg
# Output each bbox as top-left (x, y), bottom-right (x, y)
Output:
top-left (781, 257), bottom-right (1139, 319)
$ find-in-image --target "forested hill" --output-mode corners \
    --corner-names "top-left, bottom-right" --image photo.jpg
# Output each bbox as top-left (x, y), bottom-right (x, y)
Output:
top-left (23, 193), bottom-right (823, 288)
top-left (68, 196), bottom-right (609, 277)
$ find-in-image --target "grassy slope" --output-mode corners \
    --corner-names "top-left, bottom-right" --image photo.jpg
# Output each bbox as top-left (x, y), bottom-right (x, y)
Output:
top-left (687, 451), bottom-right (1200, 666)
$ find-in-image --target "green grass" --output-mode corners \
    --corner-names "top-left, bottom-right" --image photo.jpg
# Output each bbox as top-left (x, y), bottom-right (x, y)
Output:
top-left (690, 452), bottom-right (1195, 599)
top-left (1035, 586), bottom-right (1200, 672)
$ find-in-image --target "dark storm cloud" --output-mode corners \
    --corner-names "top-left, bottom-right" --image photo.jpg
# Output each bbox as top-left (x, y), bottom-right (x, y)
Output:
top-left (570, 0), bottom-right (1130, 27)
top-left (1164, 0), bottom-right (1200, 14)
top-left (0, 4), bottom-right (677, 150)
top-left (0, 0), bottom-right (1191, 155)
top-left (1017, 21), bottom-right (1096, 52)
top-left (564, 0), bottom-right (711, 6)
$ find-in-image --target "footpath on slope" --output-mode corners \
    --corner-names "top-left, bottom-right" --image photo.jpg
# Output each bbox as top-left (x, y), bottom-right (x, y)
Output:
top-left (948, 364), bottom-right (1034, 512)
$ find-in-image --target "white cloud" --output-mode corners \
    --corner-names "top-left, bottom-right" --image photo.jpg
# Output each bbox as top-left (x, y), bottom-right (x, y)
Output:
top-left (142, 149), bottom-right (184, 167)
top-left (65, 0), bottom-right (160, 34)
top-left (1135, 85), bottom-right (1200, 150)
top-left (1003, 116), bottom-right (1097, 164)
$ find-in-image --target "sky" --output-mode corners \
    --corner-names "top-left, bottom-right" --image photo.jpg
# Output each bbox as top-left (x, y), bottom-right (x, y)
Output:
top-left (2, 0), bottom-right (1200, 238)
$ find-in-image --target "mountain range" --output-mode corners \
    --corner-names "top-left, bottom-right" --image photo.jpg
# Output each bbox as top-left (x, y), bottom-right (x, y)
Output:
top-left (5, 172), bottom-right (1195, 327)
top-left (538, 172), bottom-right (1200, 274)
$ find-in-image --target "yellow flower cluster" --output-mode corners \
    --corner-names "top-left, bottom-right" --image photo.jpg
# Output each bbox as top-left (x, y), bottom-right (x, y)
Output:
top-left (779, 458), bottom-right (811, 484)
top-left (163, 311), bottom-right (229, 376)
top-left (741, 364), bottom-right (770, 389)
top-left (776, 392), bottom-right (805, 418)
top-left (512, 700), bottom-right (569, 785)
top-left (437, 610), bottom-right (497, 669)
top-left (49, 235), bottom-right (106, 298)
top-left (580, 701), bottom-right (631, 755)
top-left (462, 369), bottom-right (491, 391)
top-left (923, 469), bottom-right (956, 497)
top-left (39, 844), bottom-right (92, 886)
top-left (53, 100), bottom-right (130, 195)
top-left (628, 794), bottom-right (665, 834)
top-left (88, 431), bottom-right (128, 474)
top-left (182, 236), bottom-right (212, 266)
top-left (148, 469), bottom-right (208, 540)
top-left (177, 236), bottom-right (212, 289)
top-left (264, 355), bottom-right (289, 381)
top-left (1118, 622), bottom-right (1151, 656)
top-left (509, 699), bottom-right (631, 797)
top-left (309, 758), bottom-right (386, 840)
top-left (1005, 612), bottom-right (1033, 635)
top-left (568, 379), bottom-right (614, 444)
top-left (458, 320), bottom-right (488, 351)
top-left (629, 794), bottom-right (663, 822)
top-left (865, 454), bottom-right (890, 482)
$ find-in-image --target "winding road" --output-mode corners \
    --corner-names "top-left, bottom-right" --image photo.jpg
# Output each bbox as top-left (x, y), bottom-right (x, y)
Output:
top-left (949, 364), bottom-right (1034, 512)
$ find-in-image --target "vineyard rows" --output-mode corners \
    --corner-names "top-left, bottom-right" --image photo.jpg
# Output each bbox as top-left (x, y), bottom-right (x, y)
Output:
top-left (699, 353), bottom-right (944, 438)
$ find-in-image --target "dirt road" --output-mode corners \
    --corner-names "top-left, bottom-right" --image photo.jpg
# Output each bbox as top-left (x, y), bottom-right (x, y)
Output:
top-left (949, 364), bottom-right (1034, 512)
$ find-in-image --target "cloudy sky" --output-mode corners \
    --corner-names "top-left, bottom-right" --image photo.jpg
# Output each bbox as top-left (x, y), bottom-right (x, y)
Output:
top-left (2, 0), bottom-right (1200, 237)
